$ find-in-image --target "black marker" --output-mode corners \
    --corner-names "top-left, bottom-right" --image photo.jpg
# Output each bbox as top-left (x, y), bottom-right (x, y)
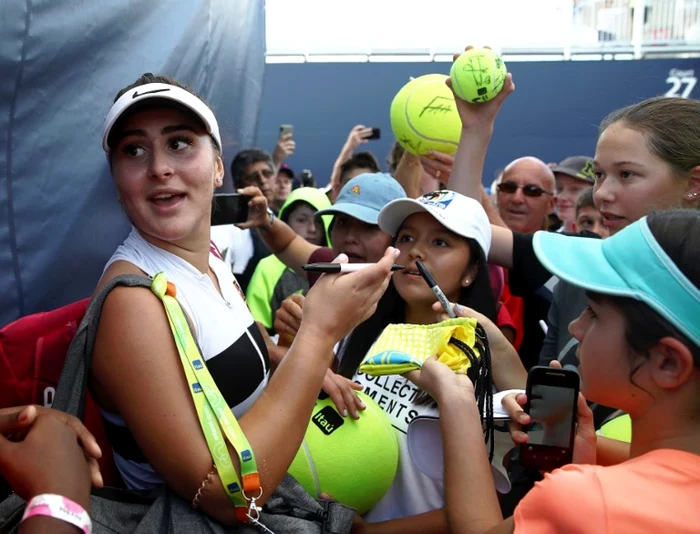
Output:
top-left (302, 262), bottom-right (405, 273)
top-left (415, 260), bottom-right (457, 318)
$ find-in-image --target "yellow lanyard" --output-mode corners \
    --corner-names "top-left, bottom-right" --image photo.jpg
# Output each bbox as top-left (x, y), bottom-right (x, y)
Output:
top-left (151, 273), bottom-right (261, 522)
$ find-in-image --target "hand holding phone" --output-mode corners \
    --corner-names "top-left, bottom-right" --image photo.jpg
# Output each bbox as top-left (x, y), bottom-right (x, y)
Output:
top-left (364, 127), bottom-right (381, 140)
top-left (211, 193), bottom-right (252, 226)
top-left (279, 124), bottom-right (294, 138)
top-left (520, 365), bottom-right (579, 471)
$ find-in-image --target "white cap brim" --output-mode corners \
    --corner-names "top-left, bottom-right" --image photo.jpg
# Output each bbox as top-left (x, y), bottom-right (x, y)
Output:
top-left (102, 82), bottom-right (221, 153)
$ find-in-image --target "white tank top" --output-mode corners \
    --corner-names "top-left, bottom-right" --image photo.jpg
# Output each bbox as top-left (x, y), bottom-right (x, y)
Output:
top-left (101, 227), bottom-right (269, 490)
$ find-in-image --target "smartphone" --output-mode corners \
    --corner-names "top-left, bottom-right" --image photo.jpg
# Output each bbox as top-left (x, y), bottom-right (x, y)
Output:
top-left (520, 366), bottom-right (579, 471)
top-left (365, 127), bottom-right (381, 140)
top-left (300, 169), bottom-right (315, 187)
top-left (211, 194), bottom-right (251, 226)
top-left (279, 124), bottom-right (294, 137)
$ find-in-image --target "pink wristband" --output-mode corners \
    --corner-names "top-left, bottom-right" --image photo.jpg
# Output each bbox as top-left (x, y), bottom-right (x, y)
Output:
top-left (22, 494), bottom-right (92, 534)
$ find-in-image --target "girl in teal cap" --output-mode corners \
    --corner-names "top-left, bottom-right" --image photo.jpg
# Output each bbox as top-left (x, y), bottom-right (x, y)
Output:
top-left (409, 209), bottom-right (700, 533)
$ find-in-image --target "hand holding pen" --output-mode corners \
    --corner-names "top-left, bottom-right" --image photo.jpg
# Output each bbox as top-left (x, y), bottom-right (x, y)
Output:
top-left (415, 260), bottom-right (457, 318)
top-left (303, 262), bottom-right (405, 273)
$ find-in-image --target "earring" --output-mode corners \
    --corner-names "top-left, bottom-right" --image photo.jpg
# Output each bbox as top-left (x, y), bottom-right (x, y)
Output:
top-left (464, 278), bottom-right (470, 285)
top-left (688, 192), bottom-right (698, 199)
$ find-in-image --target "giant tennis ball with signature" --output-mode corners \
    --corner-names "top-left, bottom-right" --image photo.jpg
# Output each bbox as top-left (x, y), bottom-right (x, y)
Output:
top-left (390, 74), bottom-right (462, 155)
top-left (287, 392), bottom-right (399, 514)
top-left (450, 48), bottom-right (507, 103)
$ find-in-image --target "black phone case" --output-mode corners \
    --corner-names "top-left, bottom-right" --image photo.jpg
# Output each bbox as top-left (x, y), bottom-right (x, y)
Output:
top-left (211, 194), bottom-right (250, 226)
top-left (520, 366), bottom-right (579, 471)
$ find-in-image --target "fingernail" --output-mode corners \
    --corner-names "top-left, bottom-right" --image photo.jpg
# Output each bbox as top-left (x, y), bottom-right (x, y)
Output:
top-left (18, 407), bottom-right (31, 423)
top-left (359, 401), bottom-right (366, 409)
top-left (392, 247), bottom-right (400, 257)
top-left (343, 409), bottom-right (348, 417)
top-left (455, 304), bottom-right (464, 313)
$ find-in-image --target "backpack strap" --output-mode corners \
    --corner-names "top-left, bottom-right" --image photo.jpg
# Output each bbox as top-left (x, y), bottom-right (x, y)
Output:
top-left (52, 274), bottom-right (153, 418)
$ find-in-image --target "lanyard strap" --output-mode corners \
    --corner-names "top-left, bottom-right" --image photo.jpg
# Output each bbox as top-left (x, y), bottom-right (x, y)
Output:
top-left (150, 273), bottom-right (261, 521)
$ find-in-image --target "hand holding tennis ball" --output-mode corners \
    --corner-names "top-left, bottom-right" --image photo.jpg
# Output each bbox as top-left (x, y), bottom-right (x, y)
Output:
top-left (447, 46), bottom-right (515, 132)
top-left (450, 47), bottom-right (507, 103)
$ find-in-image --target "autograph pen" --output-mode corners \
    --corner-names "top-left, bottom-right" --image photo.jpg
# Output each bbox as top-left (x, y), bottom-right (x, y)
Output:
top-left (415, 259), bottom-right (457, 318)
top-left (302, 262), bottom-right (405, 273)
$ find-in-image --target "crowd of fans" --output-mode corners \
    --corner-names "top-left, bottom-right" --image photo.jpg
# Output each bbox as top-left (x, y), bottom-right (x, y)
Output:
top-left (1, 47), bottom-right (699, 533)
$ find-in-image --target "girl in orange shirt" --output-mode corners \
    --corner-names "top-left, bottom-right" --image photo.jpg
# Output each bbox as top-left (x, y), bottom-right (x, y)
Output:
top-left (408, 209), bottom-right (700, 533)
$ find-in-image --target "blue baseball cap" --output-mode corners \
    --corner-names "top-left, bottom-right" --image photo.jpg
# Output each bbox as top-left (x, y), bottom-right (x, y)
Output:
top-left (316, 173), bottom-right (406, 225)
top-left (533, 216), bottom-right (700, 347)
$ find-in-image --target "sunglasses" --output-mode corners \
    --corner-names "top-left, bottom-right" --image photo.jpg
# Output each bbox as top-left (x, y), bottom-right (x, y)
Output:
top-left (497, 181), bottom-right (553, 198)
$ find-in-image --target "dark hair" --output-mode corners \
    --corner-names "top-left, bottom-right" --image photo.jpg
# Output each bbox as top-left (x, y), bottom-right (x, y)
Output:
top-left (600, 97), bottom-right (700, 181)
top-left (114, 73), bottom-right (199, 103)
top-left (589, 210), bottom-right (700, 387)
top-left (111, 73), bottom-right (220, 154)
top-left (339, 152), bottom-right (381, 186)
top-left (387, 141), bottom-right (405, 174)
top-left (230, 149), bottom-right (273, 185)
top-left (280, 200), bottom-right (313, 224)
top-left (575, 188), bottom-right (596, 216)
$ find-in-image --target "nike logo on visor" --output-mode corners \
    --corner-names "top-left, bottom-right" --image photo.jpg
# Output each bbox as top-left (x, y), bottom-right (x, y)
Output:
top-left (132, 88), bottom-right (170, 99)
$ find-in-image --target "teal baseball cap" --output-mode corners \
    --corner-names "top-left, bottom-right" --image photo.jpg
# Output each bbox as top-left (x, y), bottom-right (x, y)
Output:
top-left (533, 216), bottom-right (700, 347)
top-left (316, 173), bottom-right (406, 225)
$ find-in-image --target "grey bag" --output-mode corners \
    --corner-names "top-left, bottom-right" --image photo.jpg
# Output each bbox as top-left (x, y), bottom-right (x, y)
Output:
top-left (0, 274), bottom-right (355, 533)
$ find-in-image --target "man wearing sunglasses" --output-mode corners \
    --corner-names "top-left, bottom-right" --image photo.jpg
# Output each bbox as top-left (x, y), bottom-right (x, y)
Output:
top-left (496, 157), bottom-right (556, 235)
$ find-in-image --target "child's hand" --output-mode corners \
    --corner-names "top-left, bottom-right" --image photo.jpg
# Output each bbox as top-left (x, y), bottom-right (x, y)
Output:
top-left (404, 356), bottom-right (475, 404)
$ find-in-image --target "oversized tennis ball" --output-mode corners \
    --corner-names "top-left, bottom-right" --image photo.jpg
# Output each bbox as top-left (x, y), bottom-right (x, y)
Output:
top-left (390, 74), bottom-right (461, 155)
top-left (450, 48), bottom-right (507, 103)
top-left (287, 391), bottom-right (399, 514)
top-left (596, 413), bottom-right (632, 443)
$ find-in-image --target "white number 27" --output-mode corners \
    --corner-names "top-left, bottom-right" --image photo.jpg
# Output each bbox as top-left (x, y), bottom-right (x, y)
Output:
top-left (665, 76), bottom-right (697, 98)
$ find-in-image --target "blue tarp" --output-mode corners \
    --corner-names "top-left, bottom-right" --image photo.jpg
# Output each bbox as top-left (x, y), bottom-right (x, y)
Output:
top-left (0, 0), bottom-right (265, 326)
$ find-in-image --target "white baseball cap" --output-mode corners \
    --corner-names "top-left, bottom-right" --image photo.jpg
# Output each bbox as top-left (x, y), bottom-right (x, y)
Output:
top-left (101, 82), bottom-right (222, 153)
top-left (378, 190), bottom-right (491, 256)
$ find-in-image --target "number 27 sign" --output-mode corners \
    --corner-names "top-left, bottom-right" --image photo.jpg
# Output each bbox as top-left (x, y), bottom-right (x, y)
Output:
top-left (665, 69), bottom-right (697, 98)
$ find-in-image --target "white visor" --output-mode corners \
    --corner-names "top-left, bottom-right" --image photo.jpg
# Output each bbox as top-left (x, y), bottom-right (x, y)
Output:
top-left (101, 82), bottom-right (221, 153)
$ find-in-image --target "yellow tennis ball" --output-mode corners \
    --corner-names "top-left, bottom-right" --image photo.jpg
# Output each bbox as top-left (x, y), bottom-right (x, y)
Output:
top-left (596, 413), bottom-right (632, 443)
top-left (288, 392), bottom-right (399, 514)
top-left (390, 74), bottom-right (461, 155)
top-left (450, 48), bottom-right (507, 103)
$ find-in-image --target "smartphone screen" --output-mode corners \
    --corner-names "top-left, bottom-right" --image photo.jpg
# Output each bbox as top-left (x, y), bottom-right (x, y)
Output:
top-left (521, 367), bottom-right (579, 471)
top-left (211, 194), bottom-right (251, 226)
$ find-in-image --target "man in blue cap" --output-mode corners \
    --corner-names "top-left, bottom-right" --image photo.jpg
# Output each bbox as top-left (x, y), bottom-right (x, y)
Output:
top-left (255, 172), bottom-right (407, 284)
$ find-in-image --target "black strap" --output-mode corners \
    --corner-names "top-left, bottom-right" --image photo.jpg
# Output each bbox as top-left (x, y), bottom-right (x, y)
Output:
top-left (52, 274), bottom-right (153, 418)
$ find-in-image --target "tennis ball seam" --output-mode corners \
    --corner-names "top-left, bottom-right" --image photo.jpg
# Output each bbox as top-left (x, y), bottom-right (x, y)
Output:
top-left (451, 63), bottom-right (466, 102)
top-left (300, 438), bottom-right (321, 497)
top-left (403, 78), bottom-right (460, 151)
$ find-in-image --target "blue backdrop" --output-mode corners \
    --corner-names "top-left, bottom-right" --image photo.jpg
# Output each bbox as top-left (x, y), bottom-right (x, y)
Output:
top-left (0, 0), bottom-right (265, 325)
top-left (257, 58), bottom-right (700, 184)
